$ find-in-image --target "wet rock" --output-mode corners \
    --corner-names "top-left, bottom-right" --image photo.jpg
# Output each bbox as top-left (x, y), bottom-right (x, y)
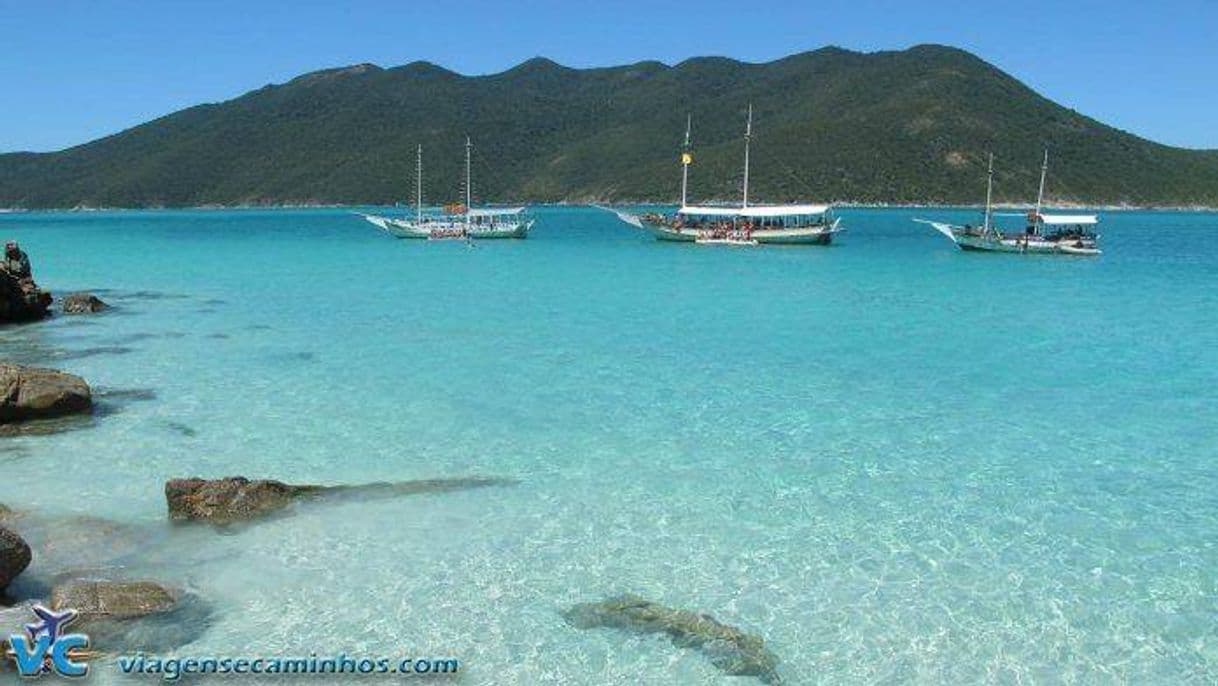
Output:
top-left (165, 477), bottom-right (322, 524)
top-left (166, 475), bottom-right (517, 524)
top-left (60, 292), bottom-right (108, 314)
top-left (51, 579), bottom-right (176, 620)
top-left (0, 271), bottom-right (51, 323)
top-left (0, 525), bottom-right (31, 591)
top-left (563, 594), bottom-right (781, 684)
top-left (48, 578), bottom-right (212, 653)
top-left (0, 364), bottom-right (92, 423)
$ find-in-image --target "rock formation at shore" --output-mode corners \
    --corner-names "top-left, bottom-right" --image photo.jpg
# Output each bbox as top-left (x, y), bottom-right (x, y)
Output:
top-left (0, 271), bottom-right (51, 323)
top-left (51, 579), bottom-right (177, 620)
top-left (0, 364), bottom-right (93, 423)
top-left (60, 292), bottom-right (108, 314)
top-left (0, 524), bottom-right (31, 592)
top-left (165, 475), bottom-right (517, 524)
top-left (563, 594), bottom-right (782, 684)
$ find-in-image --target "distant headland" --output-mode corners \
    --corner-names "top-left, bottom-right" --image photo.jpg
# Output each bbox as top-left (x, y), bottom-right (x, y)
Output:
top-left (2, 44), bottom-right (1217, 209)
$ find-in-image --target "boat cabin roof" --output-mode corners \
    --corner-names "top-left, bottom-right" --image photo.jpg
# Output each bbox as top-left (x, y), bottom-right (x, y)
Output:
top-left (678, 204), bottom-right (830, 218)
top-left (467, 207), bottom-right (526, 217)
top-left (1040, 214), bottom-right (1098, 226)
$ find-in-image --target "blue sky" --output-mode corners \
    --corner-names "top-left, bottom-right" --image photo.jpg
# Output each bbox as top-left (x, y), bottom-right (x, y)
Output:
top-left (2, 0), bottom-right (1215, 152)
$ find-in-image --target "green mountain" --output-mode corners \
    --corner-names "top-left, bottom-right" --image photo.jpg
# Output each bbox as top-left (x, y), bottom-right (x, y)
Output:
top-left (3, 45), bottom-right (1217, 208)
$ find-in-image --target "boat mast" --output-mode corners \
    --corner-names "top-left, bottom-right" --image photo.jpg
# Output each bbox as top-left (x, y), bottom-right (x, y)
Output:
top-left (465, 136), bottom-right (472, 230)
top-left (416, 144), bottom-right (423, 225)
top-left (742, 104), bottom-right (753, 208)
top-left (680, 114), bottom-right (692, 208)
top-left (1034, 148), bottom-right (1049, 235)
top-left (984, 152), bottom-right (994, 235)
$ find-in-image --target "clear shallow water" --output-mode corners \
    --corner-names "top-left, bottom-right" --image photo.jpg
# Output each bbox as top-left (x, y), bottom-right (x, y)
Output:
top-left (2, 206), bottom-right (1217, 683)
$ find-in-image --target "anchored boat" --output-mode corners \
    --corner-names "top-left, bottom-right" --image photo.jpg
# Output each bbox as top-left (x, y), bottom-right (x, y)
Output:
top-left (361, 139), bottom-right (533, 240)
top-left (916, 151), bottom-right (1101, 255)
top-left (609, 107), bottom-right (843, 246)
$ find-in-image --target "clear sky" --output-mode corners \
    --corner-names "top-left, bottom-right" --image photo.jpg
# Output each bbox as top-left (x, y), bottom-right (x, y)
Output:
top-left (2, 0), bottom-right (1215, 153)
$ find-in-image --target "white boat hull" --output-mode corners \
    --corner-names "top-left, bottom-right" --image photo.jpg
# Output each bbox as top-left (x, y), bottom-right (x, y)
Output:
top-left (643, 218), bottom-right (843, 245)
top-left (363, 214), bottom-right (532, 240)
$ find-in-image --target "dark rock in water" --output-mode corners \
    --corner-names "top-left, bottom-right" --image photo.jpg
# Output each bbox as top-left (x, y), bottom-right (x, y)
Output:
top-left (0, 364), bottom-right (92, 423)
top-left (205, 333), bottom-right (229, 339)
top-left (0, 413), bottom-right (95, 438)
top-left (52, 345), bottom-right (134, 361)
top-left (563, 595), bottom-right (782, 684)
top-left (0, 269), bottom-right (52, 323)
top-left (164, 421), bottom-right (197, 437)
top-left (94, 387), bottom-right (157, 403)
top-left (114, 290), bottom-right (190, 301)
top-left (0, 503), bottom-right (13, 520)
top-left (60, 292), bottom-right (108, 314)
top-left (165, 475), bottom-right (517, 524)
top-left (0, 525), bottom-right (31, 591)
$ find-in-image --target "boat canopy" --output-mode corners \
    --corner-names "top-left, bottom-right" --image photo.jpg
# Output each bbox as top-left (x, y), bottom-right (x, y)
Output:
top-left (467, 207), bottom-right (526, 217)
top-left (679, 204), bottom-right (830, 217)
top-left (1040, 214), bottom-right (1098, 226)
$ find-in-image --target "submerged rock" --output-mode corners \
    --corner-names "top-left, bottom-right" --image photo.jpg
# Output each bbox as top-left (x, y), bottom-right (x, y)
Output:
top-left (20, 514), bottom-right (158, 572)
top-left (52, 579), bottom-right (176, 620)
top-left (165, 475), bottom-right (517, 524)
top-left (0, 525), bottom-right (32, 591)
top-left (0, 364), bottom-right (92, 423)
top-left (60, 292), bottom-right (108, 314)
top-left (563, 594), bottom-right (781, 684)
top-left (49, 578), bottom-right (212, 653)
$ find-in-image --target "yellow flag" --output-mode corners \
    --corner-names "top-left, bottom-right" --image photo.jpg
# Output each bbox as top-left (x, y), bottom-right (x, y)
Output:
top-left (681, 152), bottom-right (693, 165)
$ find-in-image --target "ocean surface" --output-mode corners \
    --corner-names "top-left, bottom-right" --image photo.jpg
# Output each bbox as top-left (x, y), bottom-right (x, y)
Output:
top-left (2, 206), bottom-right (1217, 684)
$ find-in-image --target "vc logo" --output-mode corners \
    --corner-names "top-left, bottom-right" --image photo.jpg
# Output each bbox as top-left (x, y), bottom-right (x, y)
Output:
top-left (5, 605), bottom-right (90, 678)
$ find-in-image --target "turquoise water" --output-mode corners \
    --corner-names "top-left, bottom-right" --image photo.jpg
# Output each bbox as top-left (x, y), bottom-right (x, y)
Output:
top-left (2, 206), bottom-right (1217, 683)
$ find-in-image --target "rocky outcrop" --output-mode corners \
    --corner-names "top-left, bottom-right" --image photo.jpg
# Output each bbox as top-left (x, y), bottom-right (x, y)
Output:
top-left (563, 595), bottom-right (781, 684)
top-left (0, 364), bottom-right (92, 423)
top-left (0, 271), bottom-right (51, 323)
top-left (60, 292), bottom-right (108, 314)
top-left (165, 477), bottom-right (322, 523)
top-left (0, 525), bottom-right (31, 591)
top-left (51, 579), bottom-right (177, 620)
top-left (166, 475), bottom-right (517, 524)
top-left (47, 578), bottom-right (211, 654)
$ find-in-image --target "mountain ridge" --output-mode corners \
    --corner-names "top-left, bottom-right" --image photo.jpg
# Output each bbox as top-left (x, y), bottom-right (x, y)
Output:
top-left (3, 44), bottom-right (1217, 209)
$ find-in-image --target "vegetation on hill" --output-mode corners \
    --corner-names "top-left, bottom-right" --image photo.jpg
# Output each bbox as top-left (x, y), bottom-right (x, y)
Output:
top-left (3, 45), bottom-right (1217, 208)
